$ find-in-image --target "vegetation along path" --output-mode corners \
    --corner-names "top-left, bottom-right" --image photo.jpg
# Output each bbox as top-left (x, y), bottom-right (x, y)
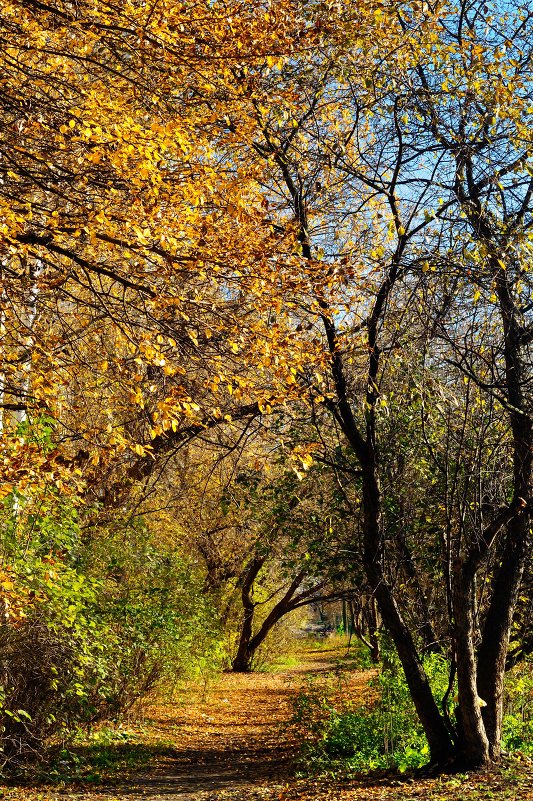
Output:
top-left (1, 647), bottom-right (532, 801)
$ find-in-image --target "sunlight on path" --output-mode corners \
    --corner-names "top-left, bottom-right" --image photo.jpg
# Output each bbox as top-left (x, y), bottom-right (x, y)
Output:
top-left (110, 646), bottom-right (365, 800)
top-left (2, 646), bottom-right (531, 801)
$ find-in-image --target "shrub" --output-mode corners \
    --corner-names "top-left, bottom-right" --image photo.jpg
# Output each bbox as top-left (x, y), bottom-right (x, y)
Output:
top-left (287, 650), bottom-right (450, 775)
top-left (0, 491), bottom-right (224, 771)
top-left (289, 647), bottom-right (533, 775)
top-left (502, 658), bottom-right (533, 756)
top-left (0, 559), bottom-right (115, 768)
top-left (83, 516), bottom-right (225, 693)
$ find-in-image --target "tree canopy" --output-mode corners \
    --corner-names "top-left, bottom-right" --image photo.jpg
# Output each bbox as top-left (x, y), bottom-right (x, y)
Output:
top-left (0, 0), bottom-right (532, 773)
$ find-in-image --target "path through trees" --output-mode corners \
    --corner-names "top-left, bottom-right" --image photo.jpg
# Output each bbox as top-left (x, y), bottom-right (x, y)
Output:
top-left (1, 647), bottom-right (532, 801)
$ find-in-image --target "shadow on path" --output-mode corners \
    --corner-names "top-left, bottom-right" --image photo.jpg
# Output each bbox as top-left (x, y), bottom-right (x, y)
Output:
top-left (103, 651), bottom-right (356, 800)
top-left (112, 742), bottom-right (293, 798)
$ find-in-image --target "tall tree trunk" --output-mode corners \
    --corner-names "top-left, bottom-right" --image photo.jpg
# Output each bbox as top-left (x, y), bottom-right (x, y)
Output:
top-left (367, 596), bottom-right (381, 663)
top-left (475, 257), bottom-right (533, 758)
top-left (476, 418), bottom-right (531, 757)
top-left (448, 153), bottom-right (533, 762)
top-left (477, 525), bottom-right (528, 759)
top-left (351, 596), bottom-right (381, 663)
top-left (361, 466), bottom-right (455, 764)
top-left (452, 563), bottom-right (490, 765)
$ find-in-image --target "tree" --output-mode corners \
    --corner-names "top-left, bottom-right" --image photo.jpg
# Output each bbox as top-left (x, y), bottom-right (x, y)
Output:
top-left (404, 0), bottom-right (533, 763)
top-left (226, 0), bottom-right (532, 766)
top-left (0, 0), bottom-right (301, 496)
top-left (142, 426), bottom-right (357, 673)
top-left (225, 458), bottom-right (354, 672)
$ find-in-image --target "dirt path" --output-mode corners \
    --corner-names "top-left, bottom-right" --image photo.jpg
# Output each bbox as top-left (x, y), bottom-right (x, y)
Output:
top-left (111, 648), bottom-right (363, 800)
top-left (90, 647), bottom-right (533, 801)
top-left (2, 647), bottom-right (532, 801)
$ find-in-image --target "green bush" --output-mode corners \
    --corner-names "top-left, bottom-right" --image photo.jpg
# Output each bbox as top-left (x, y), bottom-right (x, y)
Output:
top-left (289, 647), bottom-right (533, 775)
top-left (0, 490), bottom-right (224, 771)
top-left (0, 557), bottom-right (115, 768)
top-left (288, 651), bottom-right (450, 775)
top-left (502, 658), bottom-right (533, 756)
top-left (83, 515), bottom-right (225, 692)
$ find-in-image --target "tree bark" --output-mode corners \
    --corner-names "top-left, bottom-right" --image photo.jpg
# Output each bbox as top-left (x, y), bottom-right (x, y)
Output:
top-left (231, 556), bottom-right (265, 672)
top-left (351, 596), bottom-right (381, 663)
top-left (476, 446), bottom-right (531, 758)
top-left (245, 571), bottom-right (308, 656)
top-left (450, 145), bottom-right (533, 764)
top-left (476, 526), bottom-right (528, 758)
top-left (231, 564), bottom-right (318, 672)
top-left (361, 465), bottom-right (455, 764)
top-left (452, 562), bottom-right (490, 765)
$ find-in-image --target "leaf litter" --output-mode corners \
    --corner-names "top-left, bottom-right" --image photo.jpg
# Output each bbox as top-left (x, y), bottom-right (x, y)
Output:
top-left (0, 646), bottom-right (531, 801)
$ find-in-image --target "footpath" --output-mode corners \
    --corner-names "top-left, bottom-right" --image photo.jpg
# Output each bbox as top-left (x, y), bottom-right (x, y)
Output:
top-left (0, 646), bottom-right (531, 801)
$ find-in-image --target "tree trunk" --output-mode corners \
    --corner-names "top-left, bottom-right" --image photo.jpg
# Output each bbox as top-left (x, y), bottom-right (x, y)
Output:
top-left (232, 570), bottom-right (314, 671)
top-left (231, 556), bottom-right (265, 672)
top-left (475, 255), bottom-right (533, 759)
top-left (477, 512), bottom-right (530, 758)
top-left (247, 571), bottom-right (307, 653)
top-left (231, 616), bottom-right (254, 672)
top-left (361, 466), bottom-right (455, 764)
top-left (367, 597), bottom-right (381, 663)
top-left (452, 562), bottom-right (490, 766)
top-left (351, 596), bottom-right (381, 662)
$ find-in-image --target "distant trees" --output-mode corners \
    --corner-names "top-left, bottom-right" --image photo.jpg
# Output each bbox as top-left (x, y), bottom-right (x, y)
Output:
top-left (150, 431), bottom-right (358, 673)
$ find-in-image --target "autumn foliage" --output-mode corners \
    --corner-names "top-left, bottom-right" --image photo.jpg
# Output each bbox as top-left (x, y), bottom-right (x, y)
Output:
top-left (0, 0), bottom-right (532, 774)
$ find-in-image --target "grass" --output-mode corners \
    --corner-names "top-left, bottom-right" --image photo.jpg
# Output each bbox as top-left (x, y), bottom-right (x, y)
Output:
top-left (259, 654), bottom-right (302, 672)
top-left (48, 741), bottom-right (171, 784)
top-left (0, 726), bottom-right (176, 787)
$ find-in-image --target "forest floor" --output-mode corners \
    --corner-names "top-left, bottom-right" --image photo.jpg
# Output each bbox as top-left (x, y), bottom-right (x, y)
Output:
top-left (1, 642), bottom-right (532, 801)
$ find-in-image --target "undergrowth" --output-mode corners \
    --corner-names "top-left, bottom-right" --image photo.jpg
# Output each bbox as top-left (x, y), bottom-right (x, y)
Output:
top-left (41, 726), bottom-right (175, 785)
top-left (287, 649), bottom-right (533, 776)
